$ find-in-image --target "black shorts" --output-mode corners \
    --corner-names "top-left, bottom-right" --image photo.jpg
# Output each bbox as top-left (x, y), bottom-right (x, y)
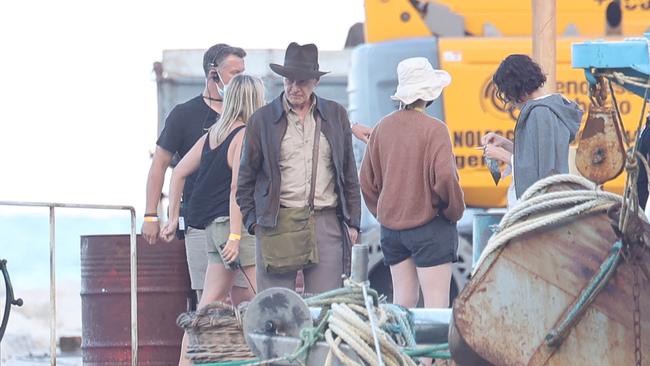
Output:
top-left (380, 215), bottom-right (458, 268)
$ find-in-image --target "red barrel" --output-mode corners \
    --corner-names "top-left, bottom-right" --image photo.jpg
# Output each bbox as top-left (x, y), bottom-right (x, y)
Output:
top-left (81, 235), bottom-right (190, 365)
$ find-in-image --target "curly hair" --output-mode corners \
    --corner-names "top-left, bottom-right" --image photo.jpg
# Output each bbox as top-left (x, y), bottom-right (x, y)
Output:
top-left (492, 54), bottom-right (546, 104)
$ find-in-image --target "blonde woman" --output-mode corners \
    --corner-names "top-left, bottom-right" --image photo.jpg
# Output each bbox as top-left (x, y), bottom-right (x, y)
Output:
top-left (162, 74), bottom-right (264, 365)
top-left (162, 74), bottom-right (265, 306)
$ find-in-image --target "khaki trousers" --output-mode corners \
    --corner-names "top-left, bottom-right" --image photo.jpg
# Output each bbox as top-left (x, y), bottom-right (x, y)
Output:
top-left (255, 209), bottom-right (344, 295)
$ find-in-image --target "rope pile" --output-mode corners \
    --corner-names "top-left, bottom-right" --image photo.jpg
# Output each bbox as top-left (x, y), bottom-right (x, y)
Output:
top-left (308, 281), bottom-right (421, 366)
top-left (177, 302), bottom-right (255, 363)
top-left (472, 174), bottom-right (623, 275)
top-left (325, 303), bottom-right (417, 366)
top-left (196, 283), bottom-right (449, 366)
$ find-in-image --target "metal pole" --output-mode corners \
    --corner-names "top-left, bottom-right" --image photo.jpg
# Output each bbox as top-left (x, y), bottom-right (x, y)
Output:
top-left (0, 201), bottom-right (138, 366)
top-left (0, 201), bottom-right (135, 211)
top-left (129, 209), bottom-right (138, 366)
top-left (350, 244), bottom-right (369, 283)
top-left (532, 0), bottom-right (557, 94)
top-left (49, 206), bottom-right (56, 366)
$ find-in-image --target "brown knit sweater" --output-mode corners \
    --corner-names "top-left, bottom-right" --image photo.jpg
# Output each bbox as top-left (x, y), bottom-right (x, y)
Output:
top-left (359, 109), bottom-right (465, 230)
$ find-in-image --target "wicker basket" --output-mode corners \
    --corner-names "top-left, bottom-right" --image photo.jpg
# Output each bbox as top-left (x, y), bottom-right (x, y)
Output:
top-left (177, 301), bottom-right (255, 363)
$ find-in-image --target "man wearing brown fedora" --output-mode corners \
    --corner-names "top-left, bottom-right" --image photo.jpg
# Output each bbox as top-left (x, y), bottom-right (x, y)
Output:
top-left (237, 42), bottom-right (361, 294)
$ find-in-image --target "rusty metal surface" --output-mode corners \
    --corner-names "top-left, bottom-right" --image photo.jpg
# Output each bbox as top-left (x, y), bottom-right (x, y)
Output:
top-left (449, 315), bottom-right (494, 366)
top-left (575, 106), bottom-right (626, 185)
top-left (81, 235), bottom-right (190, 365)
top-left (451, 198), bottom-right (650, 365)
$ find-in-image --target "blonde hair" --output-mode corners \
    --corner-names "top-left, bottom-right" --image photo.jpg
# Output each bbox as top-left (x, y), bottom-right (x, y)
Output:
top-left (209, 74), bottom-right (265, 147)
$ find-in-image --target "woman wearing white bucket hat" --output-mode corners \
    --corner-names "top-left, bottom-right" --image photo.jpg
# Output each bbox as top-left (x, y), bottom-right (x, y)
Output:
top-left (390, 57), bottom-right (451, 106)
top-left (360, 57), bottom-right (465, 309)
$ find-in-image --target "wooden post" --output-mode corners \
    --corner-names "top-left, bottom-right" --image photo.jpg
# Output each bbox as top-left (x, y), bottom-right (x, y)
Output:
top-left (532, 0), bottom-right (556, 93)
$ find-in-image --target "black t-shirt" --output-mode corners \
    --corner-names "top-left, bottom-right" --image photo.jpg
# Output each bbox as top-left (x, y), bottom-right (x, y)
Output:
top-left (157, 95), bottom-right (219, 205)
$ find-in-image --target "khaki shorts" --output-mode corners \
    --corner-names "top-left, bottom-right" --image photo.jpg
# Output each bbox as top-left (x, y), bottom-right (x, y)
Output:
top-left (205, 217), bottom-right (256, 287)
top-left (184, 227), bottom-right (208, 291)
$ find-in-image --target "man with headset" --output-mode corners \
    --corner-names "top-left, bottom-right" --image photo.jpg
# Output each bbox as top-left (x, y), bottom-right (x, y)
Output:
top-left (142, 43), bottom-right (246, 302)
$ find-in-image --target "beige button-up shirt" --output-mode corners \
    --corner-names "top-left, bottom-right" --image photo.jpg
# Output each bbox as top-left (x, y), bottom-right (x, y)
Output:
top-left (279, 96), bottom-right (338, 209)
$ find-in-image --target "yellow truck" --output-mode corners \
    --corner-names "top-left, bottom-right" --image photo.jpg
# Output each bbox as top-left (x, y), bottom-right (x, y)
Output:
top-left (439, 37), bottom-right (645, 206)
top-left (355, 0), bottom-right (649, 208)
top-left (348, 0), bottom-right (649, 300)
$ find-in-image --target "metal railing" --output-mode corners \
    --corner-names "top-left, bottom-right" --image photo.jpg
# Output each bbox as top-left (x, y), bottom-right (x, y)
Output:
top-left (0, 201), bottom-right (138, 366)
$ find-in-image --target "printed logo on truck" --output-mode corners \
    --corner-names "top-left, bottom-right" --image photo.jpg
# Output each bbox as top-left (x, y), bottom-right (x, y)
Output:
top-left (479, 77), bottom-right (637, 142)
top-left (479, 78), bottom-right (518, 121)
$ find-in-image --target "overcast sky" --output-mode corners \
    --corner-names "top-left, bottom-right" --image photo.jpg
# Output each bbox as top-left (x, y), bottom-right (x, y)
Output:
top-left (0, 0), bottom-right (365, 216)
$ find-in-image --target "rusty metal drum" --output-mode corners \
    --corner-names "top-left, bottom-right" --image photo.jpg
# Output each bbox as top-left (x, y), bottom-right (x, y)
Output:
top-left (450, 179), bottom-right (650, 365)
top-left (81, 235), bottom-right (190, 365)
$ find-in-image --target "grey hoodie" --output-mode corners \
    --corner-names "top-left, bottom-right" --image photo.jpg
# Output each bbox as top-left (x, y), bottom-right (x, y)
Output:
top-left (513, 94), bottom-right (583, 198)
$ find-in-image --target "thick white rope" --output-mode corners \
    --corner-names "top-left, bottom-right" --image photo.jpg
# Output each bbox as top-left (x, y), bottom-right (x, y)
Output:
top-left (331, 304), bottom-right (401, 366)
top-left (327, 303), bottom-right (418, 366)
top-left (325, 329), bottom-right (362, 366)
top-left (519, 173), bottom-right (596, 201)
top-left (499, 190), bottom-right (621, 228)
top-left (472, 174), bottom-right (623, 275)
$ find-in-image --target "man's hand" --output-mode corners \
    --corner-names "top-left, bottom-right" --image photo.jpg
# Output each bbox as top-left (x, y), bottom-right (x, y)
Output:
top-left (347, 227), bottom-right (359, 244)
top-left (221, 240), bottom-right (240, 264)
top-left (160, 218), bottom-right (178, 243)
top-left (142, 221), bottom-right (160, 245)
top-left (351, 123), bottom-right (373, 144)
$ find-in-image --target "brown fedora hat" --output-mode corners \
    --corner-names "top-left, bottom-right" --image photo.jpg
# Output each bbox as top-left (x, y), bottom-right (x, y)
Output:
top-left (270, 42), bottom-right (329, 80)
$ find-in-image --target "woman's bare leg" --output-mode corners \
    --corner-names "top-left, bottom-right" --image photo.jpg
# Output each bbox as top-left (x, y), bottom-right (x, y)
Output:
top-left (230, 265), bottom-right (257, 304)
top-left (179, 263), bottom-right (235, 365)
top-left (389, 257), bottom-right (420, 308)
top-left (416, 263), bottom-right (452, 308)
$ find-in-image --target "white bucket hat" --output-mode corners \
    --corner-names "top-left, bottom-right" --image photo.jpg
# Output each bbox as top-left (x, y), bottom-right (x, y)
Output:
top-left (390, 57), bottom-right (451, 105)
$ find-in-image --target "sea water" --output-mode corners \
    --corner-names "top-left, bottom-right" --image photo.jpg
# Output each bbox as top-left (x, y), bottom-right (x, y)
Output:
top-left (0, 210), bottom-right (143, 364)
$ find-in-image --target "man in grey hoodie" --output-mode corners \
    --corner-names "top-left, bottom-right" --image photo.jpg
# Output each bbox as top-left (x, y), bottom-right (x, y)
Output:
top-left (481, 54), bottom-right (583, 204)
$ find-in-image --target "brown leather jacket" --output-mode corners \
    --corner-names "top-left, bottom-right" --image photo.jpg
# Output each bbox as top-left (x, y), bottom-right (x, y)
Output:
top-left (237, 93), bottom-right (361, 234)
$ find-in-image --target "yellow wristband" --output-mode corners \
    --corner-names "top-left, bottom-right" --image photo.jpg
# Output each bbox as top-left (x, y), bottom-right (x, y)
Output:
top-left (228, 233), bottom-right (241, 241)
top-left (143, 216), bottom-right (159, 223)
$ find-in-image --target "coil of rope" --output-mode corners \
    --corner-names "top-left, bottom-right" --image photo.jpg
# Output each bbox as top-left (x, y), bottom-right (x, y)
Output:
top-left (472, 174), bottom-right (623, 275)
top-left (309, 280), bottom-right (420, 366)
top-left (200, 281), bottom-right (453, 366)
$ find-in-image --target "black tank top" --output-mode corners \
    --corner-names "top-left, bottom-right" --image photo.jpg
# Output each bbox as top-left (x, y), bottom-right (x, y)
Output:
top-left (187, 125), bottom-right (246, 229)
